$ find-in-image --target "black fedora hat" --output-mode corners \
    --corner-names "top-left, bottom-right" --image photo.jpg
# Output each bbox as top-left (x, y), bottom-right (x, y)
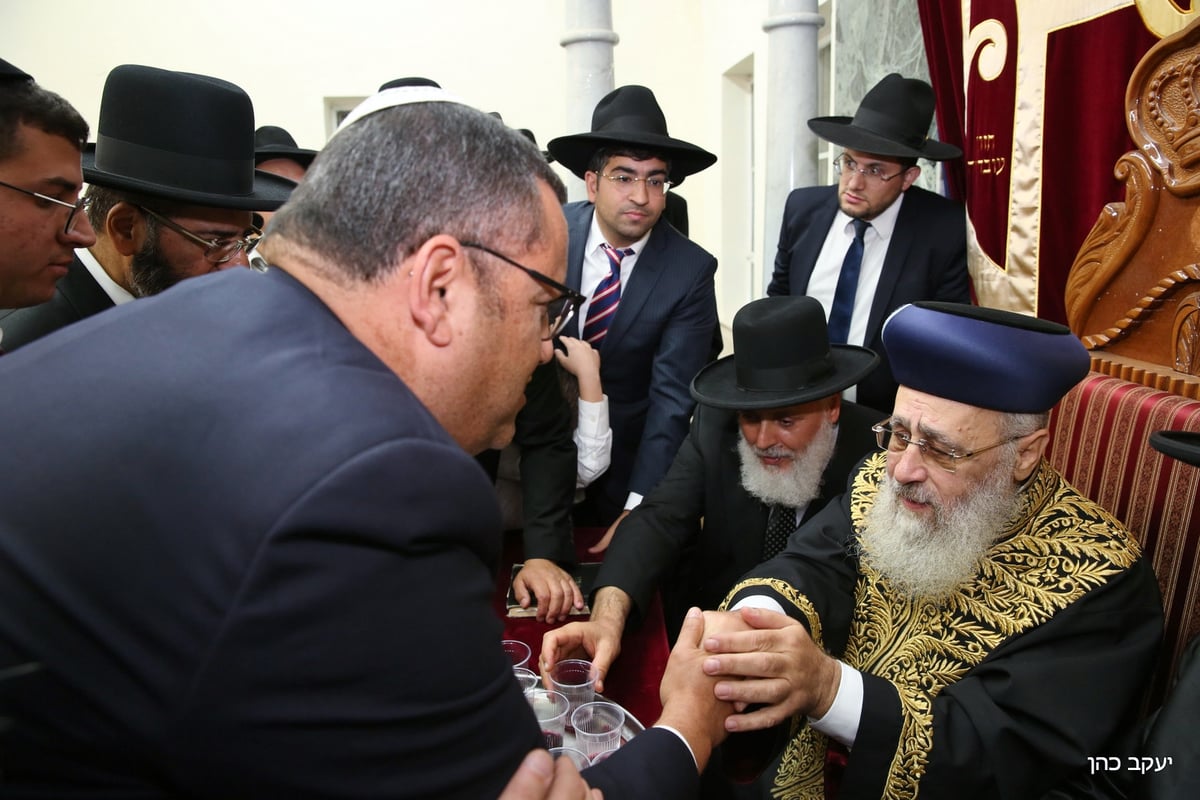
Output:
top-left (1150, 431), bottom-right (1200, 467)
top-left (82, 65), bottom-right (296, 211)
top-left (691, 296), bottom-right (878, 410)
top-left (0, 57), bottom-right (33, 83)
top-left (254, 125), bottom-right (316, 168)
top-left (808, 73), bottom-right (961, 162)
top-left (547, 85), bottom-right (716, 182)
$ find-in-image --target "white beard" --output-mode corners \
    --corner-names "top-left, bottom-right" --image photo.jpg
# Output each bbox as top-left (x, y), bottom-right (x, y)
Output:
top-left (857, 452), bottom-right (1022, 601)
top-left (737, 417), bottom-right (838, 509)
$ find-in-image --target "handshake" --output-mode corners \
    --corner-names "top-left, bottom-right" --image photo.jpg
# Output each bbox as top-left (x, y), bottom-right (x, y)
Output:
top-left (542, 602), bottom-right (842, 772)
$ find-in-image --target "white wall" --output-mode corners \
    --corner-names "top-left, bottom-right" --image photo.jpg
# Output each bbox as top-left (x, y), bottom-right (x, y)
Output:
top-left (2, 0), bottom-right (777, 332)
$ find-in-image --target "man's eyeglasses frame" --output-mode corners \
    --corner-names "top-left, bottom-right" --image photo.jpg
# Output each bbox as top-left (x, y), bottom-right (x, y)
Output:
top-left (871, 419), bottom-right (1025, 473)
top-left (136, 206), bottom-right (262, 265)
top-left (460, 241), bottom-right (585, 341)
top-left (0, 179), bottom-right (92, 235)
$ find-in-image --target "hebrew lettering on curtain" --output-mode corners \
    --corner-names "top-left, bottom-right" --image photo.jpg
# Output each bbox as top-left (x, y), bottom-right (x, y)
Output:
top-left (916, 0), bottom-right (1177, 322)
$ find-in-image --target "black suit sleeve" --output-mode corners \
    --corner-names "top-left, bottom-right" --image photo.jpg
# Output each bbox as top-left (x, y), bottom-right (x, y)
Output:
top-left (514, 361), bottom-right (578, 565)
top-left (596, 410), bottom-right (710, 618)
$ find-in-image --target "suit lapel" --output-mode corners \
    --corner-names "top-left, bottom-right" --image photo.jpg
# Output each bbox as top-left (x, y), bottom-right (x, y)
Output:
top-left (564, 203), bottom-right (592, 339)
top-left (864, 191), bottom-right (919, 346)
top-left (793, 190), bottom-right (840, 294)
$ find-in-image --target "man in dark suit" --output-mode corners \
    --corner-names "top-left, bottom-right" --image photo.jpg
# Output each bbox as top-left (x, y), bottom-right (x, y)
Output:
top-left (0, 65), bottom-right (294, 351)
top-left (541, 296), bottom-right (879, 683)
top-left (0, 85), bottom-right (729, 799)
top-left (768, 73), bottom-right (970, 412)
top-left (0, 57), bottom-right (95, 313)
top-left (545, 85), bottom-right (719, 537)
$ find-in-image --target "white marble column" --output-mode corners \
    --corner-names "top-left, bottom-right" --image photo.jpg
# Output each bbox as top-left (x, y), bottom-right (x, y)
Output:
top-left (762, 0), bottom-right (824, 293)
top-left (561, 0), bottom-right (619, 200)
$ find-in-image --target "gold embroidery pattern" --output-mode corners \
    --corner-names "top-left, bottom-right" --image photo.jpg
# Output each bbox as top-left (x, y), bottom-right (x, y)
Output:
top-left (770, 455), bottom-right (1140, 799)
top-left (720, 578), bottom-right (825, 649)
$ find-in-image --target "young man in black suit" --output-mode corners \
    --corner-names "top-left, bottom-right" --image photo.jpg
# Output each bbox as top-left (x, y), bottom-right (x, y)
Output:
top-left (768, 73), bottom-right (971, 412)
top-left (542, 85), bottom-right (720, 545)
top-left (0, 58), bottom-right (95, 313)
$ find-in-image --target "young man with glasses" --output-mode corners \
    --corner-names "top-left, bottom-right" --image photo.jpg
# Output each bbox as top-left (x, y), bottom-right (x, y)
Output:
top-left (0, 64), bottom-right (294, 351)
top-left (0, 58), bottom-right (96, 314)
top-left (768, 73), bottom-right (971, 413)
top-left (540, 84), bottom-right (720, 552)
top-left (699, 302), bottom-right (1162, 799)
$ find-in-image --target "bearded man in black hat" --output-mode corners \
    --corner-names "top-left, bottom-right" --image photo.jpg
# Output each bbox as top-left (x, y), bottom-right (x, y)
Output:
top-left (0, 65), bottom-right (294, 351)
top-left (700, 303), bottom-right (1162, 799)
top-left (544, 84), bottom-right (720, 540)
top-left (541, 294), bottom-right (879, 674)
top-left (767, 73), bottom-right (971, 414)
top-left (0, 57), bottom-right (95, 315)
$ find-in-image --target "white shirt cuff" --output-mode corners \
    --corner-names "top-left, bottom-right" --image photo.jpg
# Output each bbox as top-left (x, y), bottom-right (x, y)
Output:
top-left (623, 492), bottom-right (643, 512)
top-left (807, 661), bottom-right (862, 747)
top-left (650, 724), bottom-right (698, 770)
top-left (730, 595), bottom-right (785, 614)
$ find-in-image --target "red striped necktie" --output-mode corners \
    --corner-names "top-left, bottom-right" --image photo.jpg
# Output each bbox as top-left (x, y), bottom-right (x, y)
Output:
top-left (582, 243), bottom-right (633, 345)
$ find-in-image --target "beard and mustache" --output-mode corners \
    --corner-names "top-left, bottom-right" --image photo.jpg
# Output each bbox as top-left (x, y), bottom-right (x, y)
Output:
top-left (736, 416), bottom-right (839, 509)
top-left (857, 448), bottom-right (1023, 601)
top-left (129, 220), bottom-right (189, 299)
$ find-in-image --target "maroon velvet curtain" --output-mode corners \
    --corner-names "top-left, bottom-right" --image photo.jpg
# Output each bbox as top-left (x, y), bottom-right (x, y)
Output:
top-left (917, 1), bottom-right (1158, 323)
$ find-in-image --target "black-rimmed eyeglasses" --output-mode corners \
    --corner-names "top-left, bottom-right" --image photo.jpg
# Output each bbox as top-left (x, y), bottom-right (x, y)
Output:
top-left (871, 419), bottom-right (1025, 473)
top-left (461, 241), bottom-right (585, 341)
top-left (137, 206), bottom-right (262, 265)
top-left (0, 179), bottom-right (92, 235)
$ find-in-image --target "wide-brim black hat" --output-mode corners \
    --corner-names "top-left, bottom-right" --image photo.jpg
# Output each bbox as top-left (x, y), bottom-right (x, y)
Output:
top-left (254, 125), bottom-right (316, 168)
top-left (82, 65), bottom-right (296, 211)
top-left (1150, 431), bottom-right (1200, 467)
top-left (0, 57), bottom-right (33, 83)
top-left (691, 296), bottom-right (878, 410)
top-left (547, 85), bottom-right (716, 182)
top-left (808, 73), bottom-right (961, 162)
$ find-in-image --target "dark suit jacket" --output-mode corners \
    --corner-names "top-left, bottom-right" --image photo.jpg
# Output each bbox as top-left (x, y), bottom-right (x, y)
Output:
top-left (476, 359), bottom-right (579, 564)
top-left (563, 201), bottom-right (719, 523)
top-left (0, 253), bottom-right (115, 351)
top-left (767, 185), bottom-right (969, 412)
top-left (0, 267), bottom-right (696, 798)
top-left (596, 400), bottom-right (880, 637)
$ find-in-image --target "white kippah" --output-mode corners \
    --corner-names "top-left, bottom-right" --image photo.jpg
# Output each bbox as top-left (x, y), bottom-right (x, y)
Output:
top-left (332, 86), bottom-right (471, 138)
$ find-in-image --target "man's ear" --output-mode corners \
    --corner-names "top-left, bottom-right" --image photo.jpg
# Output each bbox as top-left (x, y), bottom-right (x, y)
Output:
top-left (584, 170), bottom-right (599, 203)
top-left (900, 164), bottom-right (922, 192)
top-left (107, 202), bottom-right (145, 257)
top-left (1013, 428), bottom-right (1049, 482)
top-left (826, 393), bottom-right (842, 425)
top-left (406, 234), bottom-right (466, 348)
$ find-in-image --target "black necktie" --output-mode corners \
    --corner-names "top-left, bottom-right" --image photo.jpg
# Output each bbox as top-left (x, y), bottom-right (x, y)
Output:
top-left (762, 504), bottom-right (796, 560)
top-left (826, 218), bottom-right (870, 344)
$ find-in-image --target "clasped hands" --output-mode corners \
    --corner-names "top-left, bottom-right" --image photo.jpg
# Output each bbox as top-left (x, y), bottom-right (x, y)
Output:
top-left (542, 605), bottom-right (841, 734)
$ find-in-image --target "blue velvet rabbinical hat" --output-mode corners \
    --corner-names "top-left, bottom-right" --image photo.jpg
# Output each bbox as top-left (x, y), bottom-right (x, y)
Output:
top-left (882, 302), bottom-right (1090, 413)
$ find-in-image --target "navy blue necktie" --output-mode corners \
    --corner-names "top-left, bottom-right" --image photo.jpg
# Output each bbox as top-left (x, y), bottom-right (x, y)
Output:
top-left (582, 244), bottom-right (632, 345)
top-left (827, 219), bottom-right (870, 345)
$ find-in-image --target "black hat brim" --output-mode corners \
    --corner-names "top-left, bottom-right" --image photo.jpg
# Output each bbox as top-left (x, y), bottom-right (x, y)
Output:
top-left (808, 116), bottom-right (962, 161)
top-left (1150, 430), bottom-right (1200, 467)
top-left (690, 345), bottom-right (879, 410)
top-left (547, 131), bottom-right (717, 181)
top-left (254, 146), bottom-right (317, 168)
top-left (83, 148), bottom-right (297, 211)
